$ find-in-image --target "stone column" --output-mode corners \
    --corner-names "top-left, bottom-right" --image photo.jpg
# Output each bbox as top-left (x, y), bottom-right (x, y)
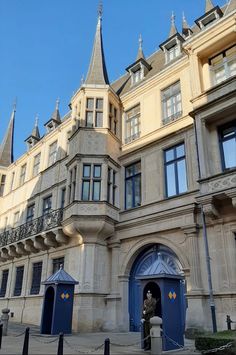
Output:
top-left (118, 275), bottom-right (129, 332)
top-left (182, 225), bottom-right (202, 292)
top-left (1, 308), bottom-right (10, 336)
top-left (188, 49), bottom-right (202, 98)
top-left (109, 240), bottom-right (120, 295)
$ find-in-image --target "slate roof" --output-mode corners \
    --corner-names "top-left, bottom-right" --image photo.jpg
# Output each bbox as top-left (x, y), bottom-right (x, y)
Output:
top-left (111, 3), bottom-right (229, 98)
top-left (42, 265), bottom-right (79, 285)
top-left (0, 108), bottom-right (15, 167)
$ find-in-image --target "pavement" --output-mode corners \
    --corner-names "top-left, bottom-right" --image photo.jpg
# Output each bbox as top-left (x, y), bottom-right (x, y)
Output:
top-left (0, 322), bottom-right (199, 355)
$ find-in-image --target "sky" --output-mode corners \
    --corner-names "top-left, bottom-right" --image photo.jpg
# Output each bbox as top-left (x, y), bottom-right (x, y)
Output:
top-left (0, 0), bottom-right (228, 160)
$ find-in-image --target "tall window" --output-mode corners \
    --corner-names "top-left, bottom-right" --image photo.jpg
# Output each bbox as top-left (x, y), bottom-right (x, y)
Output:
top-left (0, 270), bottom-right (9, 297)
top-left (52, 257), bottom-right (64, 273)
top-left (42, 195), bottom-right (52, 215)
top-left (164, 143), bottom-right (187, 197)
top-left (109, 103), bottom-right (118, 135)
top-left (19, 164), bottom-right (27, 186)
top-left (167, 44), bottom-right (180, 62)
top-left (125, 161), bottom-right (141, 209)
top-left (30, 262), bottom-right (42, 295)
top-left (26, 204), bottom-right (35, 222)
top-left (85, 98), bottom-right (103, 127)
top-left (14, 266), bottom-right (24, 296)
top-left (82, 164), bottom-right (101, 201)
top-left (162, 81), bottom-right (182, 124)
top-left (107, 168), bottom-right (117, 206)
top-left (0, 174), bottom-right (6, 196)
top-left (125, 105), bottom-right (140, 143)
top-left (13, 211), bottom-right (20, 227)
top-left (33, 153), bottom-right (41, 176)
top-left (48, 141), bottom-right (57, 166)
top-left (219, 122), bottom-right (236, 170)
top-left (210, 45), bottom-right (236, 85)
top-left (60, 187), bottom-right (66, 208)
top-left (10, 172), bottom-right (15, 191)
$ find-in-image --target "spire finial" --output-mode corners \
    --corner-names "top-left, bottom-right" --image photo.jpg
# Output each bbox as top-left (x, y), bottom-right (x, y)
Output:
top-left (169, 11), bottom-right (178, 37)
top-left (13, 97), bottom-right (17, 112)
top-left (81, 74), bottom-right (84, 85)
top-left (56, 98), bottom-right (60, 110)
top-left (98, 0), bottom-right (103, 20)
top-left (35, 114), bottom-right (39, 127)
top-left (139, 34), bottom-right (143, 51)
top-left (171, 11), bottom-right (175, 25)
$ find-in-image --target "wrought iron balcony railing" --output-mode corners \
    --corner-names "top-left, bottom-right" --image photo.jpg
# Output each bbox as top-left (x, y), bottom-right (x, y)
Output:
top-left (0, 209), bottom-right (63, 247)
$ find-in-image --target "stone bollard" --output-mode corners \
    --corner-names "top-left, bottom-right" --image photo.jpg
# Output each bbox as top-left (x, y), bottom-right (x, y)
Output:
top-left (1, 308), bottom-right (10, 336)
top-left (150, 316), bottom-right (162, 355)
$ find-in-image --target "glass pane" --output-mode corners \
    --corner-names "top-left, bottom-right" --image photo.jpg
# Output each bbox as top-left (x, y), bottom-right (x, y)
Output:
top-left (126, 165), bottom-right (134, 178)
top-left (229, 59), bottom-right (236, 76)
top-left (86, 111), bottom-right (93, 127)
top-left (134, 161), bottom-right (141, 174)
top-left (166, 164), bottom-right (176, 197)
top-left (82, 181), bottom-right (90, 200)
top-left (165, 148), bottom-right (174, 162)
top-left (134, 175), bottom-right (141, 207)
top-left (96, 99), bottom-right (103, 110)
top-left (125, 179), bottom-right (133, 209)
top-left (95, 112), bottom-right (103, 127)
top-left (83, 165), bottom-right (91, 178)
top-left (94, 165), bottom-right (101, 178)
top-left (93, 181), bottom-right (101, 201)
top-left (176, 144), bottom-right (185, 158)
top-left (223, 139), bottom-right (236, 169)
top-left (177, 159), bottom-right (187, 193)
top-left (87, 98), bottom-right (94, 109)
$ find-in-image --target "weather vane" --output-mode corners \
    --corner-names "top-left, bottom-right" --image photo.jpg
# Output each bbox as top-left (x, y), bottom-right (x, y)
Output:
top-left (98, 0), bottom-right (103, 19)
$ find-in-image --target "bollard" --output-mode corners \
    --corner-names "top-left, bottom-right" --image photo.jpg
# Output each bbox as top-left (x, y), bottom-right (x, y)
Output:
top-left (226, 315), bottom-right (232, 330)
top-left (22, 327), bottom-right (30, 355)
top-left (57, 333), bottom-right (64, 355)
top-left (1, 308), bottom-right (10, 336)
top-left (104, 338), bottom-right (110, 355)
top-left (0, 323), bottom-right (3, 349)
top-left (150, 316), bottom-right (162, 355)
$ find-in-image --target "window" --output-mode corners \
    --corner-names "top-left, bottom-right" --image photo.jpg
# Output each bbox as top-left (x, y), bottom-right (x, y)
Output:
top-left (0, 270), bottom-right (9, 297)
top-left (10, 172), bottom-right (15, 191)
top-left (48, 141), bottom-right (57, 166)
top-left (107, 168), bottom-right (117, 206)
top-left (19, 164), bottom-right (27, 186)
top-left (61, 187), bottom-right (66, 209)
top-left (0, 175), bottom-right (6, 196)
top-left (14, 266), bottom-right (24, 296)
top-left (210, 46), bottom-right (236, 85)
top-left (109, 103), bottom-right (118, 135)
top-left (26, 204), bottom-right (35, 222)
top-left (125, 161), bottom-right (141, 209)
top-left (125, 105), bottom-right (140, 143)
top-left (164, 143), bottom-right (187, 197)
top-left (52, 257), bottom-right (64, 274)
top-left (33, 153), bottom-right (41, 177)
top-left (42, 195), bottom-right (52, 215)
top-left (85, 98), bottom-right (103, 128)
top-left (219, 122), bottom-right (236, 170)
top-left (13, 211), bottom-right (20, 227)
top-left (82, 164), bottom-right (101, 201)
top-left (167, 44), bottom-right (180, 62)
top-left (162, 81), bottom-right (182, 124)
top-left (30, 262), bottom-right (42, 295)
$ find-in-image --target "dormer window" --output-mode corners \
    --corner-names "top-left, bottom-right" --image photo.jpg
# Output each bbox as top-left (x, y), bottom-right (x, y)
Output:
top-left (126, 59), bottom-right (151, 87)
top-left (195, 6), bottom-right (223, 29)
top-left (160, 34), bottom-right (184, 65)
top-left (133, 68), bottom-right (142, 84)
top-left (167, 43), bottom-right (180, 62)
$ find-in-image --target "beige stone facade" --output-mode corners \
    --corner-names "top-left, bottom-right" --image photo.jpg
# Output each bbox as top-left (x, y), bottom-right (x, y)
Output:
top-left (0, 1), bottom-right (235, 333)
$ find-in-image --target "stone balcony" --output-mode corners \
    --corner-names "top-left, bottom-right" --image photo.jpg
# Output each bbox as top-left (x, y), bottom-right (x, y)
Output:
top-left (0, 209), bottom-right (69, 261)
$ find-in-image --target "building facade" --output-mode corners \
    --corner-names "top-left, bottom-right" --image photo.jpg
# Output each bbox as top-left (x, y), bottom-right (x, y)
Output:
top-left (0, 0), bottom-right (235, 333)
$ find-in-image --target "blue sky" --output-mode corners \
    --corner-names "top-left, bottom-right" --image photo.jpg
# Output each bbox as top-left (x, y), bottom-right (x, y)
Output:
top-left (0, 0), bottom-right (227, 160)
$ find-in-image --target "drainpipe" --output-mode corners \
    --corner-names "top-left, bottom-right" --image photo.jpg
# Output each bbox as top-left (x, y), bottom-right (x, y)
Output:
top-left (193, 118), bottom-right (217, 333)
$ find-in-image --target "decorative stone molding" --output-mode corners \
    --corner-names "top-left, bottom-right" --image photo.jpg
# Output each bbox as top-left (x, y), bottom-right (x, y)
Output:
top-left (202, 203), bottom-right (219, 219)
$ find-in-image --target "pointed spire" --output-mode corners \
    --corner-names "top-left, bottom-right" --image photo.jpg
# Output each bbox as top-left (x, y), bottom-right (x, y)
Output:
top-left (31, 115), bottom-right (40, 139)
top-left (84, 1), bottom-right (109, 85)
top-left (205, 0), bottom-right (214, 13)
top-left (0, 104), bottom-right (15, 167)
top-left (169, 11), bottom-right (178, 37)
top-left (182, 12), bottom-right (192, 37)
top-left (51, 98), bottom-right (61, 123)
top-left (224, 0), bottom-right (236, 15)
top-left (136, 34), bottom-right (145, 61)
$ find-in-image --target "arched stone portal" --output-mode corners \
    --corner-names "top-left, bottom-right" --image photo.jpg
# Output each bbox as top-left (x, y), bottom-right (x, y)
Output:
top-left (129, 244), bottom-right (186, 332)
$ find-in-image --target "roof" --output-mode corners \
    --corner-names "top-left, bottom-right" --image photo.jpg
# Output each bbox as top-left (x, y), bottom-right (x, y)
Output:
top-left (42, 265), bottom-right (79, 285)
top-left (0, 108), bottom-right (15, 167)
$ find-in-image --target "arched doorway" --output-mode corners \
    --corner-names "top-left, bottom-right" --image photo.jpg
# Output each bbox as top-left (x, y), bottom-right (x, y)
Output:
top-left (129, 244), bottom-right (186, 332)
top-left (41, 286), bottom-right (55, 334)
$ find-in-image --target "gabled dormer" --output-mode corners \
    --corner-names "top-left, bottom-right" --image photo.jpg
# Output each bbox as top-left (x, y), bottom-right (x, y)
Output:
top-left (44, 99), bottom-right (61, 133)
top-left (195, 0), bottom-right (223, 29)
top-left (25, 115), bottom-right (41, 150)
top-left (182, 13), bottom-right (193, 39)
top-left (125, 35), bottom-right (151, 86)
top-left (160, 13), bottom-right (185, 64)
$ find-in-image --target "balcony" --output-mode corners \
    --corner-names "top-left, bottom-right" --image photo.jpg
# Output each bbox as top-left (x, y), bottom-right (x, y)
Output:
top-left (0, 209), bottom-right (69, 261)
